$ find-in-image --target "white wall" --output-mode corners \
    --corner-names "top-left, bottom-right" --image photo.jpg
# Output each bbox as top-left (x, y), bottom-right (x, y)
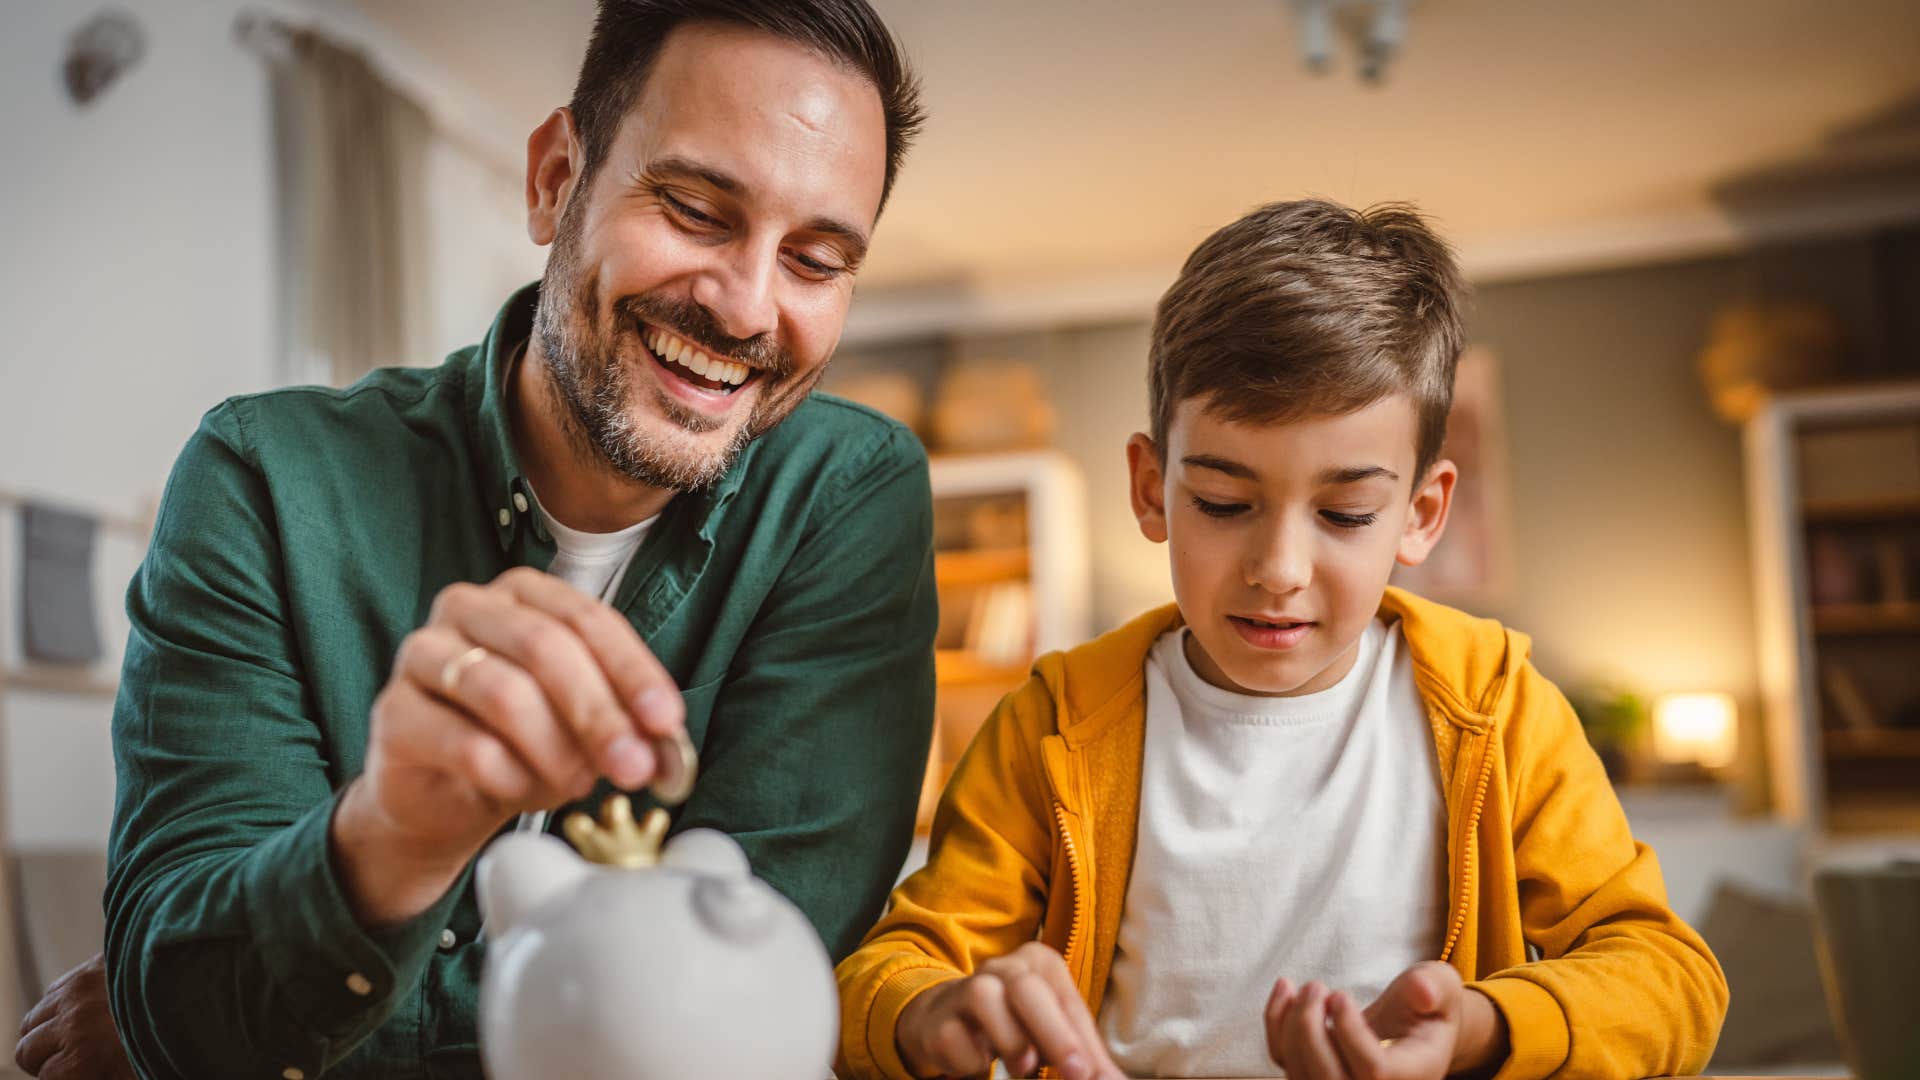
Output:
top-left (0, 0), bottom-right (284, 851)
top-left (0, 0), bottom-right (542, 852)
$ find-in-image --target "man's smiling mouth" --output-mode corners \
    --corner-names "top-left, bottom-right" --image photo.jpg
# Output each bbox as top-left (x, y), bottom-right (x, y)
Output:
top-left (642, 323), bottom-right (759, 395)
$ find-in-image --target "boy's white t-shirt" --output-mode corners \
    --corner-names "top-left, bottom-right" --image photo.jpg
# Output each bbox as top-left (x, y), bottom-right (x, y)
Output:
top-left (1097, 617), bottom-right (1448, 1077)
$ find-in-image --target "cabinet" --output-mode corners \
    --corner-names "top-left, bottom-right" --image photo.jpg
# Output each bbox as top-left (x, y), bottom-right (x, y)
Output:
top-left (1744, 383), bottom-right (1920, 833)
top-left (916, 452), bottom-right (1090, 832)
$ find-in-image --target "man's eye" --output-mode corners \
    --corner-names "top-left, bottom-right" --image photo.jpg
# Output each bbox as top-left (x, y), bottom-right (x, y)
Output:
top-left (661, 191), bottom-right (720, 227)
top-left (1322, 510), bottom-right (1379, 529)
top-left (1191, 497), bottom-right (1249, 519)
top-left (786, 250), bottom-right (846, 281)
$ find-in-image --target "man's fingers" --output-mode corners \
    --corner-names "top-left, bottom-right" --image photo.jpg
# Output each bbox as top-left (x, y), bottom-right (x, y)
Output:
top-left (492, 568), bottom-right (686, 739)
top-left (1328, 991), bottom-right (1387, 1080)
top-left (13, 1019), bottom-right (58, 1074)
top-left (382, 679), bottom-right (551, 807)
top-left (399, 629), bottom-right (598, 797)
top-left (432, 582), bottom-right (653, 788)
top-left (17, 993), bottom-right (55, 1041)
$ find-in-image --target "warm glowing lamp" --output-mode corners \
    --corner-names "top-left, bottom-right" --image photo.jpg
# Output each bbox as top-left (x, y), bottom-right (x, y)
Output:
top-left (1653, 692), bottom-right (1738, 770)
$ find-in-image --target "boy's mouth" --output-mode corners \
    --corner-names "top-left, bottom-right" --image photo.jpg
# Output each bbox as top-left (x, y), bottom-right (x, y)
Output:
top-left (641, 323), bottom-right (761, 397)
top-left (1230, 615), bottom-right (1315, 650)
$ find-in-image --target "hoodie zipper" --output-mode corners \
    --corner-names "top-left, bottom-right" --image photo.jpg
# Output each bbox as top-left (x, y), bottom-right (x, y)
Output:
top-left (1438, 730), bottom-right (1495, 962)
top-left (1053, 801), bottom-right (1087, 971)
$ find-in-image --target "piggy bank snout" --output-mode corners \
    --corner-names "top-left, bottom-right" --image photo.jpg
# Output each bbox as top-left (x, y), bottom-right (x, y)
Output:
top-left (692, 875), bottom-right (777, 945)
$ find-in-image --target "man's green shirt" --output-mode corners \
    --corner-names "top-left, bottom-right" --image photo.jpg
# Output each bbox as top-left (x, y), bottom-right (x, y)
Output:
top-left (104, 286), bottom-right (938, 1078)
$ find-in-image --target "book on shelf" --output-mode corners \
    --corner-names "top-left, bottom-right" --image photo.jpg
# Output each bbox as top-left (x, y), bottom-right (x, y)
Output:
top-left (1819, 661), bottom-right (1880, 732)
top-left (963, 580), bottom-right (1033, 669)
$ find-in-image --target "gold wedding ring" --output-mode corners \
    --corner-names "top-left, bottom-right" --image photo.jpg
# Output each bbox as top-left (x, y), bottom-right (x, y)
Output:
top-left (649, 726), bottom-right (698, 806)
top-left (439, 645), bottom-right (490, 697)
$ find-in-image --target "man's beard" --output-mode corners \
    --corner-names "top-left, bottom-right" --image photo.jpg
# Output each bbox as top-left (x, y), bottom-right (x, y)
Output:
top-left (529, 208), bottom-right (825, 492)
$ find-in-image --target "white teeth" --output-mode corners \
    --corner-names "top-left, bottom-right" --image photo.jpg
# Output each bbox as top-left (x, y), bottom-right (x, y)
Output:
top-left (650, 327), bottom-right (751, 389)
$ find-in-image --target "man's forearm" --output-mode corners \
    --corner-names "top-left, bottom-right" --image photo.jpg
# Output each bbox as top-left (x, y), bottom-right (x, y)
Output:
top-left (328, 778), bottom-right (500, 929)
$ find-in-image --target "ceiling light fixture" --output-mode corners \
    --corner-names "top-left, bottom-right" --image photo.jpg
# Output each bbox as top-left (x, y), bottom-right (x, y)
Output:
top-left (1291, 0), bottom-right (1410, 84)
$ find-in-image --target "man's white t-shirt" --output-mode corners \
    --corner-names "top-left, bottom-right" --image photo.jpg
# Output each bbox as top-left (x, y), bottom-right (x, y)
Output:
top-left (536, 501), bottom-right (656, 603)
top-left (1097, 618), bottom-right (1448, 1077)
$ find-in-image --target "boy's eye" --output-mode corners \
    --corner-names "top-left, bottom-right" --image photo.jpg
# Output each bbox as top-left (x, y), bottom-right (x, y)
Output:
top-left (1322, 510), bottom-right (1379, 529)
top-left (1191, 496), bottom-right (1249, 519)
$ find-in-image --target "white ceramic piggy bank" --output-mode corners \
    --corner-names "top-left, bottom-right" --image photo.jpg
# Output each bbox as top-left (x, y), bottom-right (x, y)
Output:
top-left (475, 798), bottom-right (838, 1079)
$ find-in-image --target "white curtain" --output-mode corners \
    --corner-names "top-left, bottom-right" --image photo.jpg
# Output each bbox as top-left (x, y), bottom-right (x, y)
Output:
top-left (260, 21), bottom-right (432, 387)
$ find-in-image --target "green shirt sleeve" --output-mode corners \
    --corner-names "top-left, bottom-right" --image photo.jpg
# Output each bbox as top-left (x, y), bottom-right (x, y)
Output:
top-left (676, 423), bottom-right (939, 962)
top-left (104, 404), bottom-right (459, 1079)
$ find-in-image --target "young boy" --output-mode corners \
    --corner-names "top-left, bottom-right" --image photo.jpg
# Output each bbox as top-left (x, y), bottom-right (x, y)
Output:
top-left (835, 200), bottom-right (1727, 1080)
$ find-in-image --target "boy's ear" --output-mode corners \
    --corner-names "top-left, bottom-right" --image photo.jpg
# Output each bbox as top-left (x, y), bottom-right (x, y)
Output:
top-left (1397, 459), bottom-right (1457, 567)
top-left (1126, 433), bottom-right (1170, 544)
top-left (526, 107), bottom-right (585, 247)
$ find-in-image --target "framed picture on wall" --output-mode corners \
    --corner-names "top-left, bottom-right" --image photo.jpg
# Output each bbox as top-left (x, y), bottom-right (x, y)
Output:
top-left (1391, 346), bottom-right (1513, 604)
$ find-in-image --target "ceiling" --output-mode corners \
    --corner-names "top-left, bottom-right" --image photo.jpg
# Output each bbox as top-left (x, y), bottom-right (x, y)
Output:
top-left (327, 0), bottom-right (1920, 297)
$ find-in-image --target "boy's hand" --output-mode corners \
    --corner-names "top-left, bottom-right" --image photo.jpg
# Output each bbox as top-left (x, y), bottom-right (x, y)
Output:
top-left (894, 942), bottom-right (1124, 1080)
top-left (1265, 961), bottom-right (1509, 1079)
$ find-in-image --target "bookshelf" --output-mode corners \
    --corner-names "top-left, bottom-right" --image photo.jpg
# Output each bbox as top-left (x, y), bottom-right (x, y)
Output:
top-left (915, 452), bottom-right (1090, 832)
top-left (0, 491), bottom-right (149, 1024)
top-left (1743, 383), bottom-right (1920, 835)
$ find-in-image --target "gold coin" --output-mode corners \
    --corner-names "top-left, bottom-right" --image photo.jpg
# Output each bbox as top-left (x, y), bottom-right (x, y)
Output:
top-left (649, 727), bottom-right (698, 806)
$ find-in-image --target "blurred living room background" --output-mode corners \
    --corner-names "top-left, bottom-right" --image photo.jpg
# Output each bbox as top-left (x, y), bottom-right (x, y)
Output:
top-left (3, 1), bottom-right (1919, 1074)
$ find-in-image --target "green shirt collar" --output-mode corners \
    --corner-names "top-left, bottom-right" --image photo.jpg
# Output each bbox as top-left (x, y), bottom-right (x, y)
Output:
top-left (462, 282), bottom-right (751, 557)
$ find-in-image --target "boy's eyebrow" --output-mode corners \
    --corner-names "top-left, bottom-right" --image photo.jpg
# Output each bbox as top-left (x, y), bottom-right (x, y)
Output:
top-left (1318, 465), bottom-right (1400, 485)
top-left (648, 154), bottom-right (871, 259)
top-left (1181, 454), bottom-right (1257, 479)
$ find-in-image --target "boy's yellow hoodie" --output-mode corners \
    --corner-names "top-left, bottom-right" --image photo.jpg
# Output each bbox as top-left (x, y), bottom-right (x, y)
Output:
top-left (837, 589), bottom-right (1727, 1080)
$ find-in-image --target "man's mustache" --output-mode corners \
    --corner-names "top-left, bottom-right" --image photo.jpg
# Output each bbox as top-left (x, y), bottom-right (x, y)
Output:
top-left (614, 294), bottom-right (792, 376)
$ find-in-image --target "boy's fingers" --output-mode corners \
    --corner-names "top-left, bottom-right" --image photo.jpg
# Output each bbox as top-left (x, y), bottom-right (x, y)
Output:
top-left (1043, 969), bottom-right (1119, 1076)
top-left (1005, 973), bottom-right (1096, 1080)
top-left (929, 1015), bottom-right (991, 1075)
top-left (959, 977), bottom-right (1035, 1073)
top-left (1282, 983), bottom-right (1344, 1080)
top-left (1265, 976), bottom-right (1297, 1060)
top-left (1328, 992), bottom-right (1387, 1080)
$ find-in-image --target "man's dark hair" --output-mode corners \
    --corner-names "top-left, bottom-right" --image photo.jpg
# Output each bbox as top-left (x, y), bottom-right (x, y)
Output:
top-left (568, 0), bottom-right (924, 212)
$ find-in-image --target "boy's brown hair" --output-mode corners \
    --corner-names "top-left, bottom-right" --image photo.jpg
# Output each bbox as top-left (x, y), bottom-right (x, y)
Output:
top-left (1148, 199), bottom-right (1468, 483)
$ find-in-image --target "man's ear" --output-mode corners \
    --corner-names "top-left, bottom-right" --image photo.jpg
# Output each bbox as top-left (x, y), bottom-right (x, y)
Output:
top-left (1126, 433), bottom-right (1170, 544)
top-left (526, 108), bottom-right (585, 247)
top-left (1397, 459), bottom-right (1457, 567)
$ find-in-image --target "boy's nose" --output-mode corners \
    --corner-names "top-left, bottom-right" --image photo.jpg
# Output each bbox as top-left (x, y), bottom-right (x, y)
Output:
top-left (1245, 525), bottom-right (1312, 594)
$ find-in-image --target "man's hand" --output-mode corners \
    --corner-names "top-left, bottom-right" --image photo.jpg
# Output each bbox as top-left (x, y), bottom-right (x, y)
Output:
top-left (1265, 961), bottom-right (1509, 1080)
top-left (332, 567), bottom-right (687, 927)
top-left (14, 953), bottom-right (134, 1079)
top-left (894, 942), bottom-right (1124, 1080)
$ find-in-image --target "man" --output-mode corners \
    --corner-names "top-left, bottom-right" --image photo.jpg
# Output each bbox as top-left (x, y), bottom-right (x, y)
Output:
top-left (14, 1), bottom-right (933, 1076)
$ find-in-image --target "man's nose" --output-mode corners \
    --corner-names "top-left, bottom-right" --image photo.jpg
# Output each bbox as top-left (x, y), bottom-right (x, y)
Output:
top-left (690, 240), bottom-right (779, 343)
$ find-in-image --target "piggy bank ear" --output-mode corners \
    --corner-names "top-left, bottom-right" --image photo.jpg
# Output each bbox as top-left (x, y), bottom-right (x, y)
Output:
top-left (660, 828), bottom-right (751, 879)
top-left (477, 832), bottom-right (593, 936)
